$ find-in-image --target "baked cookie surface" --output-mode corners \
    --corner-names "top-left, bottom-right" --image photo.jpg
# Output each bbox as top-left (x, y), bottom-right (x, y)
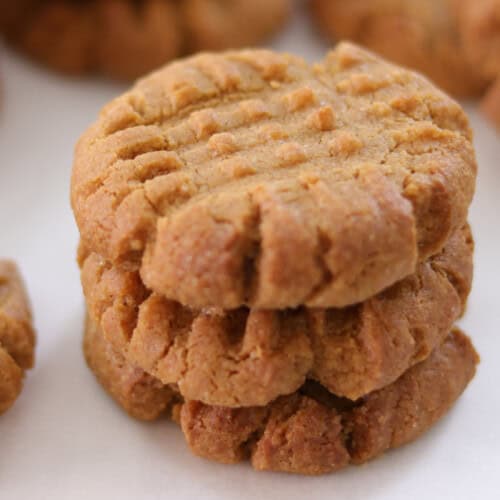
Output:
top-left (72, 43), bottom-right (476, 309)
top-left (1, 0), bottom-right (290, 80)
top-left (80, 225), bottom-right (473, 406)
top-left (84, 319), bottom-right (479, 475)
top-left (0, 260), bottom-right (36, 415)
top-left (310, 0), bottom-right (487, 97)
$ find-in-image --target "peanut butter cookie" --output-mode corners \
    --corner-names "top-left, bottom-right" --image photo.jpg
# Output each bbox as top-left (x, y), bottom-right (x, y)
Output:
top-left (310, 0), bottom-right (487, 97)
top-left (72, 44), bottom-right (476, 309)
top-left (84, 319), bottom-right (479, 475)
top-left (0, 260), bottom-right (36, 415)
top-left (1, 0), bottom-right (290, 80)
top-left (80, 225), bottom-right (473, 406)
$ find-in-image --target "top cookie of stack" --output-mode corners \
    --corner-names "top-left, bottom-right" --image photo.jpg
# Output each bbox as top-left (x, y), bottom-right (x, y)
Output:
top-left (72, 43), bottom-right (476, 311)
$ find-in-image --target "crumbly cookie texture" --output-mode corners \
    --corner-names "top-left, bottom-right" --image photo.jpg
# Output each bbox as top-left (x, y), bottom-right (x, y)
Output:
top-left (0, 260), bottom-right (36, 415)
top-left (80, 225), bottom-right (473, 407)
top-left (84, 321), bottom-right (479, 475)
top-left (1, 0), bottom-right (290, 80)
top-left (310, 0), bottom-right (487, 97)
top-left (84, 314), bottom-right (176, 420)
top-left (72, 43), bottom-right (476, 310)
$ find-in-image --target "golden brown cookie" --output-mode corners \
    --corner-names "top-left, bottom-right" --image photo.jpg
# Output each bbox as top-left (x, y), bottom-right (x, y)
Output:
top-left (181, 0), bottom-right (290, 53)
top-left (1, 0), bottom-right (290, 80)
top-left (80, 225), bottom-right (473, 406)
top-left (310, 0), bottom-right (488, 97)
top-left (84, 319), bottom-right (479, 475)
top-left (0, 260), bottom-right (36, 415)
top-left (71, 44), bottom-right (476, 310)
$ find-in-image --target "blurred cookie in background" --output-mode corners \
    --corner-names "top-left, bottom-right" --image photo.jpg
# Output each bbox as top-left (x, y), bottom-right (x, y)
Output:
top-left (310, 0), bottom-right (500, 130)
top-left (309, 0), bottom-right (487, 98)
top-left (0, 0), bottom-right (291, 80)
top-left (455, 0), bottom-right (500, 129)
top-left (481, 79), bottom-right (500, 130)
top-left (456, 0), bottom-right (500, 81)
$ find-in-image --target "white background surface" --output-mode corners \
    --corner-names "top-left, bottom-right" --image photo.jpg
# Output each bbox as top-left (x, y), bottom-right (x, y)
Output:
top-left (1, 3), bottom-right (499, 499)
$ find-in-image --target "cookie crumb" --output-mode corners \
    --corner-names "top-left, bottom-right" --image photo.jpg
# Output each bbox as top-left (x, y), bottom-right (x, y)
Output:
top-left (208, 133), bottom-right (239, 156)
top-left (189, 109), bottom-right (219, 139)
top-left (240, 99), bottom-right (271, 122)
top-left (282, 87), bottom-right (316, 111)
top-left (276, 142), bottom-right (307, 166)
top-left (329, 132), bottom-right (363, 156)
top-left (308, 106), bottom-right (336, 131)
top-left (258, 123), bottom-right (289, 141)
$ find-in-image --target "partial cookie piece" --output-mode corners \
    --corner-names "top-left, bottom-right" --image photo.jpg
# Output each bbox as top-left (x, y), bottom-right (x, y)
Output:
top-left (81, 224), bottom-right (473, 406)
top-left (83, 320), bottom-right (478, 475)
top-left (0, 348), bottom-right (23, 416)
top-left (72, 43), bottom-right (476, 310)
top-left (1, 0), bottom-right (290, 80)
top-left (0, 260), bottom-right (36, 415)
top-left (310, 0), bottom-right (487, 97)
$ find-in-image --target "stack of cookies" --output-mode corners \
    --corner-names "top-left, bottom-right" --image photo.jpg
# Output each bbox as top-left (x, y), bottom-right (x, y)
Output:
top-left (72, 43), bottom-right (479, 475)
